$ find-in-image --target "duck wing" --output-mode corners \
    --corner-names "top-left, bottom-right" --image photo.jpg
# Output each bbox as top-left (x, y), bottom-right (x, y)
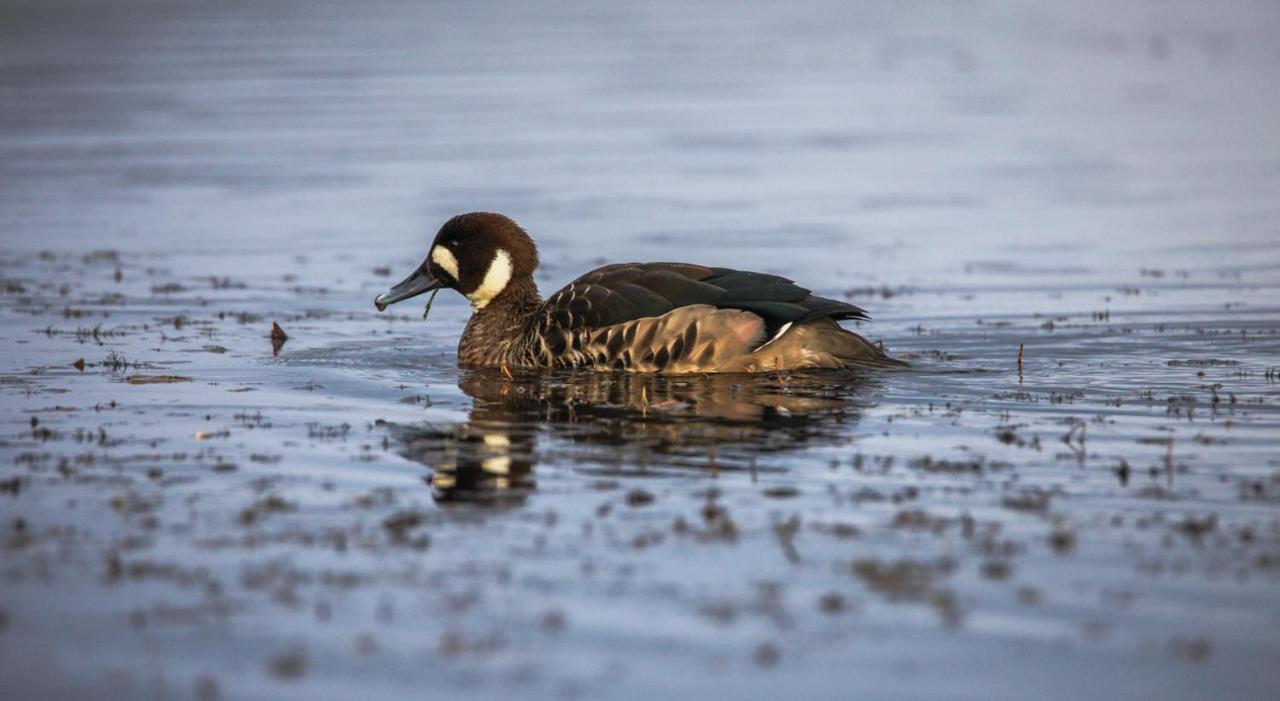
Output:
top-left (536, 262), bottom-right (868, 337)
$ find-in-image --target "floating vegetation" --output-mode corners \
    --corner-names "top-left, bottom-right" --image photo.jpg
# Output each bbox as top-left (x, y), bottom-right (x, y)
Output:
top-left (41, 324), bottom-right (127, 344)
top-left (125, 375), bottom-right (192, 384)
top-left (104, 350), bottom-right (131, 372)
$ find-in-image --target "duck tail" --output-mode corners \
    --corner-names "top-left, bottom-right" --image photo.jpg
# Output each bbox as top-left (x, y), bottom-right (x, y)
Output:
top-left (809, 319), bottom-right (909, 369)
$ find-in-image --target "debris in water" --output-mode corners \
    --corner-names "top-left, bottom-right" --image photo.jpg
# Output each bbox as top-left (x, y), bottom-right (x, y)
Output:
top-left (240, 495), bottom-right (294, 525)
top-left (818, 592), bottom-right (847, 615)
top-left (382, 510), bottom-right (431, 549)
top-left (1048, 529), bottom-right (1077, 554)
top-left (354, 633), bottom-right (379, 655)
top-left (270, 322), bottom-right (288, 355)
top-left (1170, 637), bottom-right (1212, 663)
top-left (126, 375), bottom-right (192, 384)
top-left (266, 647), bottom-right (308, 679)
top-left (753, 641), bottom-right (781, 668)
top-left (540, 608), bottom-right (567, 632)
top-left (1114, 459), bottom-right (1131, 486)
top-left (193, 675), bottom-right (219, 701)
top-left (625, 488), bottom-right (655, 507)
top-left (104, 350), bottom-right (130, 372)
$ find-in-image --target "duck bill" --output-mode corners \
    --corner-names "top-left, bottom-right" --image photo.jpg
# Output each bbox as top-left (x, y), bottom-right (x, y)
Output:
top-left (374, 265), bottom-right (443, 311)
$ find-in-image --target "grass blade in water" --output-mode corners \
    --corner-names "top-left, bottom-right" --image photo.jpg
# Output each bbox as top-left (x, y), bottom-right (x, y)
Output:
top-left (423, 288), bottom-right (440, 321)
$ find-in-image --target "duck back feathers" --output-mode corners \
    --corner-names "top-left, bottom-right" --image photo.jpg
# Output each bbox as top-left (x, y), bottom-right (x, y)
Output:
top-left (536, 262), bottom-right (867, 335)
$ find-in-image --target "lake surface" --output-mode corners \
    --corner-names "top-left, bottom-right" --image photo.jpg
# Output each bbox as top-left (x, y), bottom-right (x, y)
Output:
top-left (2, 1), bottom-right (1279, 698)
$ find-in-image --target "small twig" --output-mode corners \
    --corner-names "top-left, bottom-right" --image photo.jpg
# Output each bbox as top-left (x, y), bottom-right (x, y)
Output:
top-left (501, 363), bottom-right (513, 380)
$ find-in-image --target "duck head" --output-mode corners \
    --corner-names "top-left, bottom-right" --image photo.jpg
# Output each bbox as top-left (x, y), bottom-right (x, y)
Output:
top-left (375, 212), bottom-right (540, 312)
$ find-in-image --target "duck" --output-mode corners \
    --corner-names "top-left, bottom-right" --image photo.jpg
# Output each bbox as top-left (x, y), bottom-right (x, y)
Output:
top-left (374, 212), bottom-right (904, 373)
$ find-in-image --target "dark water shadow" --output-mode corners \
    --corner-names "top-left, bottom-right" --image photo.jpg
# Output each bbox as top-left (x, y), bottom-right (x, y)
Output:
top-left (379, 368), bottom-right (887, 506)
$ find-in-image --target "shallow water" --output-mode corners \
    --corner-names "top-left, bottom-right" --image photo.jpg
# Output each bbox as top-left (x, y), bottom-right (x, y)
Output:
top-left (3, 0), bottom-right (1280, 699)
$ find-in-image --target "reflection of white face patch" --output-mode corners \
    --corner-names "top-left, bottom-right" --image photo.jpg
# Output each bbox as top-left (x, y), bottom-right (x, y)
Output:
top-left (467, 249), bottom-right (512, 310)
top-left (431, 246), bottom-right (459, 281)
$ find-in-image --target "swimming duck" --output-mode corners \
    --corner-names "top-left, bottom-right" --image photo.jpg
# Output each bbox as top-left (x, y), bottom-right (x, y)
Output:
top-left (374, 212), bottom-right (903, 372)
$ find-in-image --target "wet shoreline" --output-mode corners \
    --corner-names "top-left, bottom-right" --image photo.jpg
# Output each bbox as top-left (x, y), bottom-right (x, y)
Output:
top-left (3, 241), bottom-right (1277, 699)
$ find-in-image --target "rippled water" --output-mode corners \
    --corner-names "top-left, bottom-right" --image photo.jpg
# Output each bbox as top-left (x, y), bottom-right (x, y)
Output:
top-left (3, 1), bottom-right (1280, 699)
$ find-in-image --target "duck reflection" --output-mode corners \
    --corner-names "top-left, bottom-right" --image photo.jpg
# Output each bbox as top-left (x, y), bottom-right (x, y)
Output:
top-left (384, 369), bottom-right (883, 505)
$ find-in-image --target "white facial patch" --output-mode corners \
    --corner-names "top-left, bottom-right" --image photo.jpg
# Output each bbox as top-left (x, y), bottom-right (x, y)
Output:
top-left (430, 246), bottom-right (460, 281)
top-left (467, 249), bottom-right (512, 310)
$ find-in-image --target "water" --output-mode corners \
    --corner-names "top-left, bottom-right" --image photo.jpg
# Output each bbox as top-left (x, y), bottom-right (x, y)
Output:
top-left (2, 0), bottom-right (1279, 698)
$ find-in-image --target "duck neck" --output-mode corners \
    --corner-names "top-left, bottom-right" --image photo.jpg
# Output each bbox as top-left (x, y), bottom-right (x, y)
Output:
top-left (458, 277), bottom-right (543, 367)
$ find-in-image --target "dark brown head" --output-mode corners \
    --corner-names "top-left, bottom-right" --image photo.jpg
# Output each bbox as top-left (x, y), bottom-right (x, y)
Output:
top-left (374, 212), bottom-right (540, 312)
